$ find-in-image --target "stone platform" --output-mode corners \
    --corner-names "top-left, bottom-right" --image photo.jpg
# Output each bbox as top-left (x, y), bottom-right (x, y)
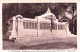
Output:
top-left (15, 34), bottom-right (76, 46)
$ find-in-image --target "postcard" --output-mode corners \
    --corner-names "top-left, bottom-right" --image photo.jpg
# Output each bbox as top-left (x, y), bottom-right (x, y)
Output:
top-left (0, 0), bottom-right (80, 52)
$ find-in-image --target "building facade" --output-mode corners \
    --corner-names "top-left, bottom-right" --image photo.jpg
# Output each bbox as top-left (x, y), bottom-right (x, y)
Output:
top-left (6, 8), bottom-right (71, 42)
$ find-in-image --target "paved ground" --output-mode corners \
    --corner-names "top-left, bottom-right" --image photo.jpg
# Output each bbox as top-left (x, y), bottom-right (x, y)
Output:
top-left (3, 35), bottom-right (77, 50)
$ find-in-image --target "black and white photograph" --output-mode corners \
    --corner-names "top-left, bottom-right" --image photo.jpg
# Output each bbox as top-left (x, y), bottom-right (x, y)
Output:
top-left (2, 3), bottom-right (77, 50)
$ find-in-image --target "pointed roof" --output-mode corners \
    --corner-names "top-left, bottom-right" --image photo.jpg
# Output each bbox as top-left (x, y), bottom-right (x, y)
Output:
top-left (35, 7), bottom-right (56, 20)
top-left (45, 7), bottom-right (51, 14)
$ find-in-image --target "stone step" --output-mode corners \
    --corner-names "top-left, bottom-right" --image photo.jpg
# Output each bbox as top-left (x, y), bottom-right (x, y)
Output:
top-left (15, 36), bottom-right (53, 46)
top-left (52, 30), bottom-right (67, 34)
top-left (15, 32), bottom-right (71, 41)
top-left (15, 33), bottom-right (74, 46)
top-left (15, 34), bottom-right (75, 46)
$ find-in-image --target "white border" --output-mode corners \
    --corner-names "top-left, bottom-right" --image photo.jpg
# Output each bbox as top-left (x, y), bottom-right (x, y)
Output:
top-left (0, 0), bottom-right (80, 52)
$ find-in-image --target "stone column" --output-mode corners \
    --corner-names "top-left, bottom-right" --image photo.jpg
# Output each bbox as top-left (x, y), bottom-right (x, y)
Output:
top-left (65, 23), bottom-right (71, 34)
top-left (55, 20), bottom-right (58, 30)
top-left (57, 23), bottom-right (58, 30)
top-left (17, 18), bottom-right (23, 36)
top-left (9, 16), bottom-right (17, 39)
top-left (37, 17), bottom-right (42, 36)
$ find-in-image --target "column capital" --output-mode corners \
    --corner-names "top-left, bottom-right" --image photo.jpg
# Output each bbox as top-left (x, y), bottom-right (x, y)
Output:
top-left (12, 16), bottom-right (16, 21)
top-left (15, 15), bottom-right (23, 19)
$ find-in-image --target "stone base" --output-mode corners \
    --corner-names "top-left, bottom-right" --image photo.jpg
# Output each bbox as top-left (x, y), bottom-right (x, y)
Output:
top-left (14, 33), bottom-right (73, 46)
